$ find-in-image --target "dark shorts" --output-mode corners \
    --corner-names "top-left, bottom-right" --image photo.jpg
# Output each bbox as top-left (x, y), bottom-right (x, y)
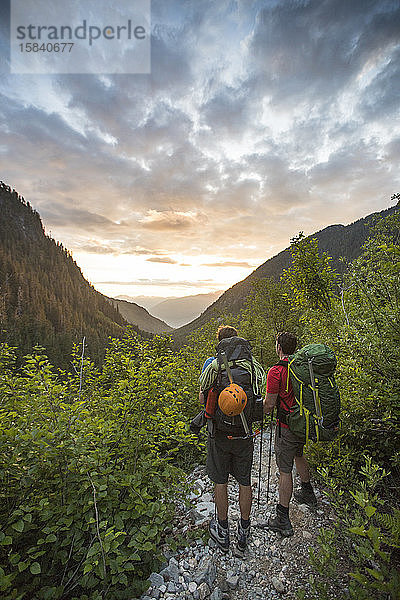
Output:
top-left (207, 432), bottom-right (253, 486)
top-left (275, 425), bottom-right (304, 473)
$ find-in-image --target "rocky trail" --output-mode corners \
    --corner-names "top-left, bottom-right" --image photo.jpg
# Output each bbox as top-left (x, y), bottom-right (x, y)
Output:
top-left (139, 429), bottom-right (343, 600)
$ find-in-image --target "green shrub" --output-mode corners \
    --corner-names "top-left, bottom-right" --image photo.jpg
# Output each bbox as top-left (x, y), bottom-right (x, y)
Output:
top-left (0, 330), bottom-right (203, 599)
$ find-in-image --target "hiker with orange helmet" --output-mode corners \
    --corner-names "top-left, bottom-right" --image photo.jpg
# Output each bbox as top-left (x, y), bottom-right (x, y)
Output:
top-left (199, 326), bottom-right (266, 558)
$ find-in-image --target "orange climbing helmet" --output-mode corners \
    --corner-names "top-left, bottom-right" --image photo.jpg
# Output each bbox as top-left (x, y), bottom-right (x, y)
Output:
top-left (218, 383), bottom-right (247, 416)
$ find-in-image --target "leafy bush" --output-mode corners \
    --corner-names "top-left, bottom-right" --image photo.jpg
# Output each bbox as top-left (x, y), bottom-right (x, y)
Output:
top-left (0, 330), bottom-right (202, 599)
top-left (305, 458), bottom-right (400, 600)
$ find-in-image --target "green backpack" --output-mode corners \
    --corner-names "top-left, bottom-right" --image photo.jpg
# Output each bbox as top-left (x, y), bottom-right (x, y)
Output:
top-left (279, 343), bottom-right (341, 443)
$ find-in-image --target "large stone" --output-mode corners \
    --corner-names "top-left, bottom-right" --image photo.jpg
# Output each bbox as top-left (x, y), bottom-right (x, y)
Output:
top-left (190, 509), bottom-right (209, 526)
top-left (160, 562), bottom-right (179, 583)
top-left (210, 588), bottom-right (223, 600)
top-left (194, 556), bottom-right (216, 587)
top-left (272, 577), bottom-right (285, 593)
top-left (226, 574), bottom-right (239, 589)
top-left (149, 572), bottom-right (164, 588)
top-left (198, 582), bottom-right (210, 600)
top-left (167, 581), bottom-right (176, 593)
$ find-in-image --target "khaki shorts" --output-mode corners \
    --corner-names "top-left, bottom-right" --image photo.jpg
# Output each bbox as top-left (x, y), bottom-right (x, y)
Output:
top-left (274, 425), bottom-right (304, 473)
top-left (207, 432), bottom-right (253, 486)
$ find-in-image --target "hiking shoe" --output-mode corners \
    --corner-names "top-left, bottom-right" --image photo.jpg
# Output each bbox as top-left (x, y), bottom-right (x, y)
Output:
top-left (209, 518), bottom-right (230, 553)
top-left (294, 486), bottom-right (317, 507)
top-left (234, 521), bottom-right (251, 558)
top-left (267, 510), bottom-right (294, 537)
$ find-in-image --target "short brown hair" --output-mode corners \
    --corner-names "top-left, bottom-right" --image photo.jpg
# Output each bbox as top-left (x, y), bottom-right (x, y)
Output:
top-left (217, 325), bottom-right (238, 341)
top-left (276, 332), bottom-right (297, 355)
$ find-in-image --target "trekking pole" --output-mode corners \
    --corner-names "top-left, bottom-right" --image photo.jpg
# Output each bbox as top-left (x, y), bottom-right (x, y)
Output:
top-left (266, 409), bottom-right (274, 503)
top-left (258, 343), bottom-right (264, 508)
top-left (257, 412), bottom-right (264, 508)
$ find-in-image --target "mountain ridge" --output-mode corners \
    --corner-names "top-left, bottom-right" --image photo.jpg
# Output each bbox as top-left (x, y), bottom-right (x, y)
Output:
top-left (0, 182), bottom-right (143, 365)
top-left (108, 297), bottom-right (173, 333)
top-left (149, 291), bottom-right (223, 328)
top-left (172, 205), bottom-right (398, 340)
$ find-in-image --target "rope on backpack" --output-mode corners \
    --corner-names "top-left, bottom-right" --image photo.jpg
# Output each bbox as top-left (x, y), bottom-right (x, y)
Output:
top-left (199, 357), bottom-right (266, 395)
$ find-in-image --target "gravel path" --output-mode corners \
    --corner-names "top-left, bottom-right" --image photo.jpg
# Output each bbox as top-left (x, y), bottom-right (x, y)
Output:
top-left (140, 428), bottom-right (341, 600)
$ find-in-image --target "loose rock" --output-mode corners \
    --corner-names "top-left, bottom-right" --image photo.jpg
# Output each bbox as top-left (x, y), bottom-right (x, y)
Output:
top-left (198, 582), bottom-right (210, 599)
top-left (272, 577), bottom-right (285, 593)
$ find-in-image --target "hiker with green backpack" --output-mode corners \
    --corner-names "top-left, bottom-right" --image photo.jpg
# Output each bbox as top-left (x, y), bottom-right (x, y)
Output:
top-left (198, 325), bottom-right (266, 557)
top-left (264, 332), bottom-right (341, 536)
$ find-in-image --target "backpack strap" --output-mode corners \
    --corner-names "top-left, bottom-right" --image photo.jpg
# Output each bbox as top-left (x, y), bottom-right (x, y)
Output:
top-left (274, 360), bottom-right (291, 431)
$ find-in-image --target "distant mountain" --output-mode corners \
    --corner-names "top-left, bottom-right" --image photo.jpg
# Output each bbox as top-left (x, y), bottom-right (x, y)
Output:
top-left (116, 295), bottom-right (171, 310)
top-left (149, 291), bottom-right (223, 328)
top-left (173, 205), bottom-right (398, 341)
top-left (109, 298), bottom-right (173, 334)
top-left (0, 182), bottom-right (138, 366)
top-left (115, 291), bottom-right (224, 328)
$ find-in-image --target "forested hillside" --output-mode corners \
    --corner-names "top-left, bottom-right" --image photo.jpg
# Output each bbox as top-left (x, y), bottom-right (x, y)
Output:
top-left (109, 298), bottom-right (173, 334)
top-left (0, 200), bottom-right (399, 600)
top-left (173, 205), bottom-right (398, 341)
top-left (0, 182), bottom-right (142, 366)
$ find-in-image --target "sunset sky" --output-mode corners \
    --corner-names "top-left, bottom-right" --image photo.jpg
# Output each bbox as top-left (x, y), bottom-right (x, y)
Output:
top-left (1, 0), bottom-right (399, 299)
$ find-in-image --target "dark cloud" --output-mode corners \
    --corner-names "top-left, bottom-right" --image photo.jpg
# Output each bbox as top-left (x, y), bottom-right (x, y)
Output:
top-left (146, 256), bottom-right (178, 264)
top-left (249, 0), bottom-right (400, 105)
top-left (309, 139), bottom-right (389, 187)
top-left (201, 86), bottom-right (250, 136)
top-left (95, 279), bottom-right (214, 287)
top-left (358, 45), bottom-right (400, 121)
top-left (385, 137), bottom-right (400, 161)
top-left (77, 243), bottom-right (117, 254)
top-left (74, 243), bottom-right (168, 256)
top-left (202, 261), bottom-right (256, 268)
top-left (139, 210), bottom-right (206, 231)
top-left (40, 204), bottom-right (123, 231)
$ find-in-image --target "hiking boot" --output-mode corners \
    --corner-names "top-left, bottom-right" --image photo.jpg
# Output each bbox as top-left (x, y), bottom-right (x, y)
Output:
top-left (294, 486), bottom-right (317, 507)
top-left (234, 521), bottom-right (250, 558)
top-left (209, 518), bottom-right (230, 553)
top-left (267, 507), bottom-right (294, 537)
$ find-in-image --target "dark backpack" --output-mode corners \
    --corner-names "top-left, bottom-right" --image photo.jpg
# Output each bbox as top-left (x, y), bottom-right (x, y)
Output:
top-left (278, 343), bottom-right (341, 443)
top-left (212, 336), bottom-right (262, 435)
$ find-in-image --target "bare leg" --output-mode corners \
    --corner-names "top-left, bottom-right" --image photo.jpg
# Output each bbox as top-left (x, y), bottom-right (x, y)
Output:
top-left (278, 472), bottom-right (293, 508)
top-left (238, 485), bottom-right (252, 520)
top-left (214, 483), bottom-right (228, 520)
top-left (294, 455), bottom-right (311, 483)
